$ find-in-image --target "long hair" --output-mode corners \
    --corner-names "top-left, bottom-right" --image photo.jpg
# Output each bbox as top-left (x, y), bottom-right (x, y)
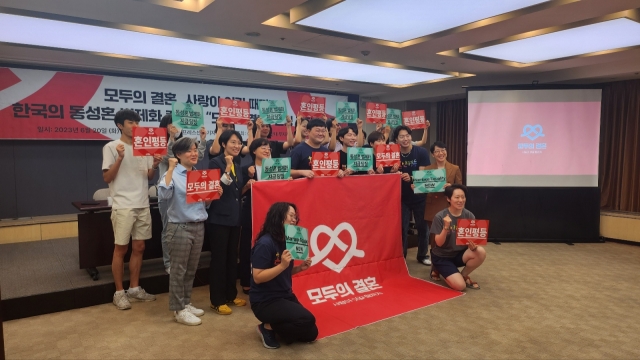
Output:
top-left (255, 202), bottom-right (297, 243)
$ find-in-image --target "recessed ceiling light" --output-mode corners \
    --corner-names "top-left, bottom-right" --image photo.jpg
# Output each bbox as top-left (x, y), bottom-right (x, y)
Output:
top-left (296, 0), bottom-right (549, 43)
top-left (0, 13), bottom-right (463, 86)
top-left (245, 32), bottom-right (260, 37)
top-left (465, 18), bottom-right (640, 63)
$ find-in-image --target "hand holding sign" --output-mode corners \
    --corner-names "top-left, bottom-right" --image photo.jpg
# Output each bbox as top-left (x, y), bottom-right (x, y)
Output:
top-left (280, 250), bottom-right (293, 268)
top-left (412, 169), bottom-right (446, 193)
top-left (285, 224), bottom-right (309, 261)
top-left (455, 219), bottom-right (489, 245)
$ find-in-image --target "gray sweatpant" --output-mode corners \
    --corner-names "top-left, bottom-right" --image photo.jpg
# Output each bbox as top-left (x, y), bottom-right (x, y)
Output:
top-left (166, 222), bottom-right (205, 311)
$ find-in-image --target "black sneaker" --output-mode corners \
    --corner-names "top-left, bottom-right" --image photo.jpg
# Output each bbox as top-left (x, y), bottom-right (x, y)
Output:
top-left (256, 323), bottom-right (280, 349)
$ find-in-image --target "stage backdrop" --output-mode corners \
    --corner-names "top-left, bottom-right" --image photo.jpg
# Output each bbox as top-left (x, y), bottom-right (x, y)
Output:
top-left (0, 67), bottom-right (348, 141)
top-left (252, 175), bottom-right (462, 339)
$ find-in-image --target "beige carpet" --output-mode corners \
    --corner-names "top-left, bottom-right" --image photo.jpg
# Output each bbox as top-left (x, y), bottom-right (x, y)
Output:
top-left (3, 242), bottom-right (640, 359)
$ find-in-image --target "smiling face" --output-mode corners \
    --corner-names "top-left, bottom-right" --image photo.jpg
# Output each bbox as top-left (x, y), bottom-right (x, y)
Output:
top-left (448, 189), bottom-right (466, 212)
top-left (177, 143), bottom-right (198, 168)
top-left (396, 129), bottom-right (412, 148)
top-left (340, 128), bottom-right (357, 148)
top-left (259, 123), bottom-right (271, 138)
top-left (254, 144), bottom-right (272, 161)
top-left (301, 120), bottom-right (309, 137)
top-left (432, 146), bottom-right (447, 163)
top-left (308, 125), bottom-right (326, 146)
top-left (285, 206), bottom-right (298, 225)
top-left (223, 134), bottom-right (243, 157)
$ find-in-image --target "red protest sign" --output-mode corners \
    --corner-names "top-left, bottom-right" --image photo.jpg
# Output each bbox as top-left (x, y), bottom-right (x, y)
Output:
top-left (401, 110), bottom-right (427, 130)
top-left (455, 219), bottom-right (489, 245)
top-left (186, 169), bottom-right (221, 203)
top-left (374, 144), bottom-right (401, 167)
top-left (311, 152), bottom-right (340, 177)
top-left (219, 98), bottom-right (250, 125)
top-left (366, 102), bottom-right (387, 124)
top-left (299, 95), bottom-right (326, 117)
top-left (132, 127), bottom-right (168, 156)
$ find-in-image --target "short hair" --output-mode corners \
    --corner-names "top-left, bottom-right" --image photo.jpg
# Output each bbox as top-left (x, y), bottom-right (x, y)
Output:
top-left (114, 109), bottom-right (141, 130)
top-left (171, 137), bottom-right (196, 163)
top-left (430, 141), bottom-right (447, 154)
top-left (445, 184), bottom-right (468, 200)
top-left (392, 125), bottom-right (412, 141)
top-left (159, 114), bottom-right (172, 128)
top-left (337, 127), bottom-right (355, 145)
top-left (367, 131), bottom-right (385, 145)
top-left (217, 129), bottom-right (243, 151)
top-left (307, 118), bottom-right (326, 131)
top-left (249, 137), bottom-right (270, 161)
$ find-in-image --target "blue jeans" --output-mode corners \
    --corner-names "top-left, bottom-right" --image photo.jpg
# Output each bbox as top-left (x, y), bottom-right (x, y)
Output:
top-left (401, 197), bottom-right (429, 259)
top-left (158, 199), bottom-right (170, 270)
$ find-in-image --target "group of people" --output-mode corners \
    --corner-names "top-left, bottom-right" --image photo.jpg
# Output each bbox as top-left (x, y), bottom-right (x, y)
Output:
top-left (101, 108), bottom-right (486, 349)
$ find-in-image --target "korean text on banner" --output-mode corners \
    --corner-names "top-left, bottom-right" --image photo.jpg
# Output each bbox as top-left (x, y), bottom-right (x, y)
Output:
top-left (366, 102), bottom-right (387, 124)
top-left (171, 102), bottom-right (204, 134)
top-left (347, 147), bottom-right (373, 172)
top-left (261, 158), bottom-right (291, 180)
top-left (219, 98), bottom-right (250, 125)
top-left (311, 152), bottom-right (340, 177)
top-left (335, 102), bottom-right (358, 123)
top-left (456, 219), bottom-right (490, 245)
top-left (284, 224), bottom-right (309, 260)
top-left (412, 169), bottom-right (446, 194)
top-left (299, 95), bottom-right (326, 118)
top-left (186, 169), bottom-right (221, 203)
top-left (132, 127), bottom-right (167, 156)
top-left (374, 144), bottom-right (401, 167)
top-left (251, 175), bottom-right (463, 339)
top-left (402, 110), bottom-right (427, 130)
top-left (386, 108), bottom-right (402, 127)
top-left (259, 100), bottom-right (288, 125)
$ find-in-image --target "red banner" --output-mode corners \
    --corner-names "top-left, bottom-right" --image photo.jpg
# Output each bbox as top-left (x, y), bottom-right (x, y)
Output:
top-left (299, 95), bottom-right (326, 118)
top-left (374, 144), bottom-right (401, 167)
top-left (366, 102), bottom-right (387, 124)
top-left (402, 110), bottom-right (427, 129)
top-left (132, 127), bottom-right (167, 156)
top-left (252, 176), bottom-right (463, 339)
top-left (456, 219), bottom-right (489, 245)
top-left (311, 152), bottom-right (340, 177)
top-left (218, 98), bottom-right (250, 125)
top-left (186, 169), bottom-right (221, 203)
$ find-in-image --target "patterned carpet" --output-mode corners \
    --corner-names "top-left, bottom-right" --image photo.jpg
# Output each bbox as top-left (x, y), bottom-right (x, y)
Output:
top-left (3, 241), bottom-right (640, 359)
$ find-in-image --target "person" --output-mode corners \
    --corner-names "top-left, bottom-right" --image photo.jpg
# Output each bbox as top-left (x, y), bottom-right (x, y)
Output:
top-left (253, 116), bottom-right (294, 158)
top-left (394, 125), bottom-right (431, 263)
top-left (423, 141), bottom-right (463, 280)
top-left (378, 121), bottom-right (428, 146)
top-left (251, 202), bottom-right (317, 349)
top-left (238, 137), bottom-right (271, 294)
top-left (102, 109), bottom-right (160, 310)
top-left (158, 137), bottom-right (223, 325)
top-left (292, 115), bottom-right (309, 147)
top-left (157, 114), bottom-right (207, 274)
top-left (290, 118), bottom-right (330, 179)
top-left (364, 131), bottom-right (400, 174)
top-left (207, 129), bottom-right (247, 314)
top-left (429, 184), bottom-right (486, 290)
top-left (208, 118), bottom-right (254, 158)
top-left (337, 119), bottom-right (370, 176)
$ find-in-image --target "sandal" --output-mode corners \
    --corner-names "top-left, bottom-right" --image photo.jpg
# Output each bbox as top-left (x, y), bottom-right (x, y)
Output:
top-left (463, 275), bottom-right (480, 290)
top-left (430, 267), bottom-right (440, 281)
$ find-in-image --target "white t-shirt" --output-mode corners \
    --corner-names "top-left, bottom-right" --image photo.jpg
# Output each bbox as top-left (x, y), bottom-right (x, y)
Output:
top-left (102, 140), bottom-right (153, 209)
top-left (255, 165), bottom-right (262, 180)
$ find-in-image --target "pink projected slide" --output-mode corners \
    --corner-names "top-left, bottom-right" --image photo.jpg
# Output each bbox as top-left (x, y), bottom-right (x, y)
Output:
top-left (467, 102), bottom-right (600, 176)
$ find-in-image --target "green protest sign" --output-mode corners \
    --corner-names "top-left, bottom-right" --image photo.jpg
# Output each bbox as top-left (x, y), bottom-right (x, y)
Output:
top-left (258, 100), bottom-right (287, 125)
top-left (284, 224), bottom-right (308, 261)
top-left (347, 147), bottom-right (374, 172)
top-left (336, 101), bottom-right (358, 123)
top-left (261, 158), bottom-right (291, 181)
top-left (172, 102), bottom-right (204, 130)
top-left (413, 169), bottom-right (446, 194)
top-left (386, 108), bottom-right (402, 127)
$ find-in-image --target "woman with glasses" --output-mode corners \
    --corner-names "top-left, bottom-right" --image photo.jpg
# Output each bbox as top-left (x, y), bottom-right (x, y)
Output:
top-left (424, 141), bottom-right (463, 281)
top-left (238, 138), bottom-right (272, 294)
top-left (251, 202), bottom-right (317, 349)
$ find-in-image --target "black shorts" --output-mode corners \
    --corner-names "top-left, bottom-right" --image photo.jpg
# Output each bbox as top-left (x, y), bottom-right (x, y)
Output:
top-left (431, 250), bottom-right (466, 279)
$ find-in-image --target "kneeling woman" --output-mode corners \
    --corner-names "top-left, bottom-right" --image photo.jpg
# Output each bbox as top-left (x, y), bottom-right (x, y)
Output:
top-left (430, 184), bottom-right (487, 291)
top-left (250, 202), bottom-right (318, 349)
top-left (158, 137), bottom-right (222, 325)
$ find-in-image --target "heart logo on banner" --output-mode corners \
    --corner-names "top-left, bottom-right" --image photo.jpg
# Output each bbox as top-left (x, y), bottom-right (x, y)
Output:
top-left (309, 222), bottom-right (365, 273)
top-left (520, 124), bottom-right (545, 141)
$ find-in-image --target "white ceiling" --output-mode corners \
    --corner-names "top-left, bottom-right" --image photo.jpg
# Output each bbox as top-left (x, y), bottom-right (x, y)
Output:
top-left (1, 0), bottom-right (639, 102)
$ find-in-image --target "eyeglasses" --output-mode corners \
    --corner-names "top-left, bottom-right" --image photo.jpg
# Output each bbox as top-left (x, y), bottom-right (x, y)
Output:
top-left (259, 146), bottom-right (272, 152)
top-left (287, 213), bottom-right (299, 222)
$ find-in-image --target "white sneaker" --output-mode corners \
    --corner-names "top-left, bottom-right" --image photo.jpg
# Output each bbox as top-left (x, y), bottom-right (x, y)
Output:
top-left (113, 292), bottom-right (131, 310)
top-left (185, 303), bottom-right (205, 317)
top-left (127, 287), bottom-right (156, 302)
top-left (420, 258), bottom-right (432, 266)
top-left (175, 309), bottom-right (202, 326)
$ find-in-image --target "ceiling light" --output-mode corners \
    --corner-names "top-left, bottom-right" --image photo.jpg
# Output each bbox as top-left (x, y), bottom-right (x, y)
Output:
top-left (0, 13), bottom-right (458, 86)
top-left (465, 18), bottom-right (640, 63)
top-left (245, 32), bottom-right (260, 37)
top-left (296, 0), bottom-right (549, 43)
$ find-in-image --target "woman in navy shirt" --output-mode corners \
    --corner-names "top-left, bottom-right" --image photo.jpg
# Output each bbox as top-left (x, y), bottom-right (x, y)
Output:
top-left (251, 202), bottom-right (317, 349)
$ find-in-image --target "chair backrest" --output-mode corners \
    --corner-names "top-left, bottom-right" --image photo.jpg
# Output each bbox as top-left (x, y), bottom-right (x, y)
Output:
top-left (93, 188), bottom-right (110, 201)
top-left (148, 185), bottom-right (158, 198)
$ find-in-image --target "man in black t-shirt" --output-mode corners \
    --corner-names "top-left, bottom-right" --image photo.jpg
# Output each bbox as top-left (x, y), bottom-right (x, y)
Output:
top-left (290, 119), bottom-right (330, 178)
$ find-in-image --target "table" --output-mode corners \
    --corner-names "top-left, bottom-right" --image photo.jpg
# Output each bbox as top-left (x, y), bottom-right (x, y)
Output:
top-left (71, 200), bottom-right (210, 280)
